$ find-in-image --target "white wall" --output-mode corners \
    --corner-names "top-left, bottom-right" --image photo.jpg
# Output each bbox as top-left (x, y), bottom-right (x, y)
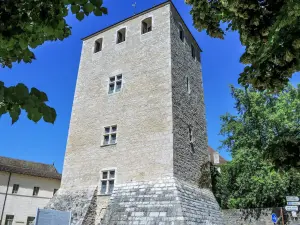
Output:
top-left (0, 172), bottom-right (60, 225)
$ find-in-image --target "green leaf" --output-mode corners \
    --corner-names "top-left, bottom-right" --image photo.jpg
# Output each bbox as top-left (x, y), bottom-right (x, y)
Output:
top-left (93, 8), bottom-right (102, 16)
top-left (101, 7), bottom-right (108, 15)
top-left (15, 83), bottom-right (29, 99)
top-left (76, 12), bottom-right (85, 21)
top-left (9, 106), bottom-right (21, 124)
top-left (27, 107), bottom-right (42, 123)
top-left (19, 39), bottom-right (27, 50)
top-left (43, 106), bottom-right (57, 124)
top-left (71, 4), bottom-right (80, 14)
top-left (83, 3), bottom-right (94, 13)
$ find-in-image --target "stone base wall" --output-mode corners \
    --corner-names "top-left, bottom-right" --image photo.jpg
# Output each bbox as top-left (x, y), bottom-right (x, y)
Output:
top-left (46, 187), bottom-right (97, 225)
top-left (222, 208), bottom-right (300, 225)
top-left (102, 177), bottom-right (224, 225)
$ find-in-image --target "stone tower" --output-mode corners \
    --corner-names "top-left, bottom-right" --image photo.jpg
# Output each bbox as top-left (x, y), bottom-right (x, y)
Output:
top-left (47, 1), bottom-right (223, 224)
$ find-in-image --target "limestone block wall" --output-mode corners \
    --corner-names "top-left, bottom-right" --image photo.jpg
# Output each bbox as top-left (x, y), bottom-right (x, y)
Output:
top-left (62, 3), bottom-right (174, 189)
top-left (170, 5), bottom-right (209, 186)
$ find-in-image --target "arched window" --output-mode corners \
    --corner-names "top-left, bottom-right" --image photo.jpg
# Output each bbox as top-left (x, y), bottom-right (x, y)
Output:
top-left (141, 17), bottom-right (152, 34)
top-left (179, 25), bottom-right (184, 42)
top-left (94, 38), bottom-right (103, 53)
top-left (117, 28), bottom-right (126, 44)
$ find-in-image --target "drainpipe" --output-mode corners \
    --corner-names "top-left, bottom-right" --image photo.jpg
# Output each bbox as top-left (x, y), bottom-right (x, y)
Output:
top-left (0, 172), bottom-right (11, 224)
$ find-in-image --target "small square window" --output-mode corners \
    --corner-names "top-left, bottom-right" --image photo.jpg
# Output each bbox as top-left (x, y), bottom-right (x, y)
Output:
top-left (117, 74), bottom-right (122, 80)
top-left (103, 135), bottom-right (109, 145)
top-left (108, 83), bottom-right (115, 94)
top-left (105, 127), bottom-right (110, 134)
top-left (33, 187), bottom-right (39, 196)
top-left (110, 134), bottom-right (117, 144)
top-left (111, 126), bottom-right (117, 132)
top-left (110, 77), bottom-right (115, 82)
top-left (100, 170), bottom-right (115, 195)
top-left (26, 217), bottom-right (35, 225)
top-left (109, 171), bottom-right (115, 179)
top-left (12, 184), bottom-right (19, 194)
top-left (102, 171), bottom-right (108, 179)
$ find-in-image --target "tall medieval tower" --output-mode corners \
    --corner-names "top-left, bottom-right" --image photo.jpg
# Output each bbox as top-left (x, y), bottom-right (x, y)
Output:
top-left (48, 1), bottom-right (223, 224)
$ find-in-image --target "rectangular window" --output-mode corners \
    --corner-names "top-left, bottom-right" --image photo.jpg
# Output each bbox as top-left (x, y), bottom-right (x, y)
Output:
top-left (53, 189), bottom-right (58, 196)
top-left (191, 44), bottom-right (196, 59)
top-left (189, 126), bottom-right (195, 153)
top-left (33, 187), bottom-right (39, 196)
top-left (94, 38), bottom-right (103, 53)
top-left (186, 76), bottom-right (191, 94)
top-left (100, 170), bottom-right (115, 195)
top-left (26, 217), bottom-right (35, 225)
top-left (103, 125), bottom-right (117, 146)
top-left (12, 184), bottom-right (19, 194)
top-left (5, 215), bottom-right (14, 225)
top-left (108, 74), bottom-right (123, 94)
top-left (214, 153), bottom-right (220, 164)
top-left (117, 28), bottom-right (126, 44)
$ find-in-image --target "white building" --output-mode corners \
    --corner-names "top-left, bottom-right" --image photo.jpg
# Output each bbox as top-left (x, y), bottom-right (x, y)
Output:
top-left (0, 156), bottom-right (61, 225)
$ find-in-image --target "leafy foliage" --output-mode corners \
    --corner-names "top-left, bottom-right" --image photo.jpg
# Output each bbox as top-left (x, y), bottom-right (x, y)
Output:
top-left (186, 0), bottom-right (300, 91)
top-left (213, 149), bottom-right (300, 209)
top-left (212, 84), bottom-right (300, 209)
top-left (0, 0), bottom-right (107, 124)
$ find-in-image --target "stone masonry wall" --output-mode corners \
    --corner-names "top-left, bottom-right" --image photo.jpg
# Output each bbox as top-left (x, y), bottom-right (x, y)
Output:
top-left (170, 4), bottom-right (209, 186)
top-left (101, 177), bottom-right (224, 225)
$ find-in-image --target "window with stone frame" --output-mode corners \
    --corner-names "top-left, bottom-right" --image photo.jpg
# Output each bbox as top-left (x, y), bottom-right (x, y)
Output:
top-left (141, 17), bottom-right (152, 34)
top-left (12, 184), bottom-right (19, 194)
top-left (94, 38), bottom-right (103, 53)
top-left (26, 217), bottom-right (35, 225)
top-left (103, 125), bottom-right (117, 146)
top-left (108, 74), bottom-right (123, 94)
top-left (5, 215), bottom-right (14, 225)
top-left (116, 28), bottom-right (126, 44)
top-left (100, 170), bottom-right (115, 195)
top-left (32, 186), bottom-right (39, 196)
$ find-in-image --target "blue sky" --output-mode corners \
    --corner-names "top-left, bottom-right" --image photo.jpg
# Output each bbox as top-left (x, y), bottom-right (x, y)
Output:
top-left (0, 0), bottom-right (299, 173)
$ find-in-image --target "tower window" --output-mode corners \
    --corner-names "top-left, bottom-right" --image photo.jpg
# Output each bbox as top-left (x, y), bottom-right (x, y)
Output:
top-left (32, 187), bottom-right (39, 196)
top-left (117, 28), bottom-right (126, 44)
top-left (141, 17), bottom-right (152, 34)
top-left (12, 184), bottom-right (19, 194)
top-left (189, 126), bottom-right (195, 153)
top-left (108, 74), bottom-right (123, 94)
top-left (5, 215), bottom-right (14, 225)
top-left (179, 25), bottom-right (184, 42)
top-left (103, 125), bottom-right (117, 146)
top-left (186, 76), bottom-right (191, 94)
top-left (100, 170), bottom-right (115, 195)
top-left (94, 38), bottom-right (103, 53)
top-left (191, 44), bottom-right (196, 59)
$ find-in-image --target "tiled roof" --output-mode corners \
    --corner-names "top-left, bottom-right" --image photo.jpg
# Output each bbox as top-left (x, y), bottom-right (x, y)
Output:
top-left (208, 146), bottom-right (227, 165)
top-left (0, 156), bottom-right (61, 180)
